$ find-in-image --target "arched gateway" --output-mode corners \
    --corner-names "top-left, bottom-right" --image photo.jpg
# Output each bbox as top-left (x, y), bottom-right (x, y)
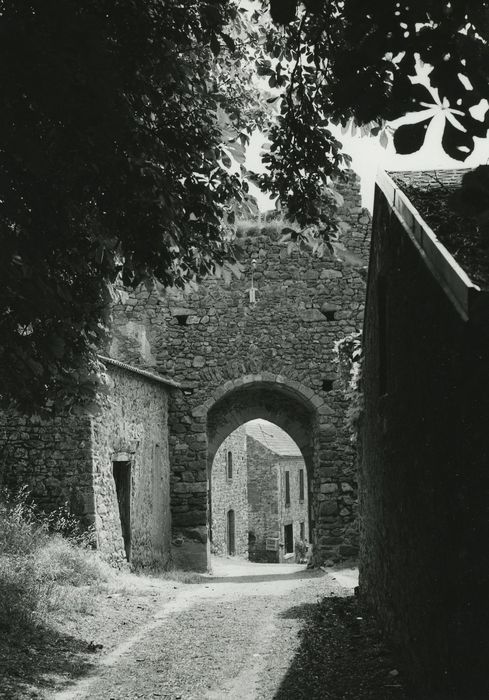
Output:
top-left (111, 174), bottom-right (370, 571)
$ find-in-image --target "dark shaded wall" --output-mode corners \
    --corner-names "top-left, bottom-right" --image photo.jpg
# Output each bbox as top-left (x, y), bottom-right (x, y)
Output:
top-left (361, 185), bottom-right (489, 698)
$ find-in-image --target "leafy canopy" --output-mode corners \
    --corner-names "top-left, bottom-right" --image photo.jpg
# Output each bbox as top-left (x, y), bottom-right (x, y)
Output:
top-left (1, 0), bottom-right (489, 412)
top-left (262, 0), bottom-right (489, 222)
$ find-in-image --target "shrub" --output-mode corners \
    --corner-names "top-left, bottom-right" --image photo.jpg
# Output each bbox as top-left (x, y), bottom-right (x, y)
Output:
top-left (36, 537), bottom-right (109, 587)
top-left (0, 488), bottom-right (107, 630)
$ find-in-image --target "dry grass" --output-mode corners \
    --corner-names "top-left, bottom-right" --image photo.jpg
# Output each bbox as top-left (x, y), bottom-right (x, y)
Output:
top-left (0, 488), bottom-right (110, 631)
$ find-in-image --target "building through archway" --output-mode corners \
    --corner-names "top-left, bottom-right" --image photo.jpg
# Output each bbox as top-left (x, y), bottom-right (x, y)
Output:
top-left (210, 418), bottom-right (310, 564)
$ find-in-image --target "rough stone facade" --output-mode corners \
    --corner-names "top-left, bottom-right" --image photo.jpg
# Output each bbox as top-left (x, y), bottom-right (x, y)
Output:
top-left (361, 172), bottom-right (489, 699)
top-left (246, 421), bottom-right (309, 563)
top-left (91, 363), bottom-right (172, 567)
top-left (210, 425), bottom-right (248, 557)
top-left (247, 434), bottom-right (280, 563)
top-left (110, 173), bottom-right (370, 571)
top-left (0, 412), bottom-right (94, 520)
top-left (0, 361), bottom-right (173, 569)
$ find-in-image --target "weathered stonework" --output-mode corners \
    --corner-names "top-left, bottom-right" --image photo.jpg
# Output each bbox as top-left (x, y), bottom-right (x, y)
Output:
top-left (247, 431), bottom-right (309, 563)
top-left (0, 412), bottom-right (94, 520)
top-left (0, 362), bottom-right (173, 569)
top-left (91, 364), bottom-right (172, 567)
top-left (110, 172), bottom-right (370, 571)
top-left (210, 425), bottom-right (248, 557)
top-left (362, 172), bottom-right (489, 698)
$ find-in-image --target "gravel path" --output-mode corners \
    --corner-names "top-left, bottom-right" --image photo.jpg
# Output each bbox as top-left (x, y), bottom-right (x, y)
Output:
top-left (2, 559), bottom-right (410, 700)
top-left (51, 565), bottom-right (338, 700)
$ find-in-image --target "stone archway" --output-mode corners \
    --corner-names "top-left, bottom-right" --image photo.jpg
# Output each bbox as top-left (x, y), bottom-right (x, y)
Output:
top-left (207, 377), bottom-right (320, 567)
top-left (111, 175), bottom-right (370, 571)
top-left (170, 374), bottom-right (346, 572)
top-left (207, 375), bottom-right (320, 476)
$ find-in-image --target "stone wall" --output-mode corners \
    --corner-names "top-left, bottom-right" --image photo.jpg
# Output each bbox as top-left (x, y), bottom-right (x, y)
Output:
top-left (247, 436), bottom-right (309, 563)
top-left (210, 425), bottom-right (248, 557)
top-left (361, 183), bottom-right (489, 698)
top-left (110, 172), bottom-right (370, 570)
top-left (0, 412), bottom-right (94, 521)
top-left (247, 435), bottom-right (280, 562)
top-left (0, 364), bottom-right (172, 570)
top-left (92, 364), bottom-right (172, 568)
top-left (277, 456), bottom-right (309, 561)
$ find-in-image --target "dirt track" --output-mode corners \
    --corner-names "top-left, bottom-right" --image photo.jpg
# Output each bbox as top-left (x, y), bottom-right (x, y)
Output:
top-left (50, 560), bottom-right (355, 700)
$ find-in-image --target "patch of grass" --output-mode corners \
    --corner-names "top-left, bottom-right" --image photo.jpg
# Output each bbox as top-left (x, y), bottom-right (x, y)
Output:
top-left (0, 488), bottom-right (108, 631)
top-left (157, 568), bottom-right (205, 584)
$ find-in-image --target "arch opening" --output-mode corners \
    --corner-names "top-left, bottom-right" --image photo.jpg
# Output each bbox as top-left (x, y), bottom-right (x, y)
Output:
top-left (207, 381), bottom-right (318, 567)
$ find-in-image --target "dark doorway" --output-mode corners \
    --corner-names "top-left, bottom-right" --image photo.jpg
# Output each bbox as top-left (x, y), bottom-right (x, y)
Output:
top-left (113, 460), bottom-right (131, 561)
top-left (227, 509), bottom-right (235, 555)
top-left (284, 523), bottom-right (294, 554)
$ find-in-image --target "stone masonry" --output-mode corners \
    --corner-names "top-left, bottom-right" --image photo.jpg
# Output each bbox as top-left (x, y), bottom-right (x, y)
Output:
top-left (110, 172), bottom-right (370, 571)
top-left (247, 420), bottom-right (308, 563)
top-left (0, 360), bottom-right (174, 568)
top-left (210, 425), bottom-right (248, 557)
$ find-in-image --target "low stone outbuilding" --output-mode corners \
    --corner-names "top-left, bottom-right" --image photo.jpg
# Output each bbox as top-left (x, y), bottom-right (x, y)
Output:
top-left (0, 356), bottom-right (177, 568)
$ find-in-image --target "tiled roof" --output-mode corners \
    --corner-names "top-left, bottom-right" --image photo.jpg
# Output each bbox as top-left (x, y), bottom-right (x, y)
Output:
top-left (387, 168), bottom-right (489, 290)
top-left (389, 168), bottom-right (469, 193)
top-left (245, 419), bottom-right (302, 457)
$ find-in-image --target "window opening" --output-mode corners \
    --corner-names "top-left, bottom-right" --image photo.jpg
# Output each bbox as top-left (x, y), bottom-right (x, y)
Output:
top-left (320, 302), bottom-right (338, 321)
top-left (322, 378), bottom-right (334, 392)
top-left (299, 469), bottom-right (304, 501)
top-left (300, 521), bottom-right (305, 541)
top-left (285, 471), bottom-right (290, 505)
top-left (226, 450), bottom-right (233, 479)
top-left (175, 314), bottom-right (189, 326)
top-left (284, 524), bottom-right (294, 554)
top-left (112, 461), bottom-right (131, 561)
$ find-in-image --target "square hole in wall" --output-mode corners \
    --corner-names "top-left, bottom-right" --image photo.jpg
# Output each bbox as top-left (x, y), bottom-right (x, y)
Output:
top-left (322, 379), bottom-right (334, 392)
top-left (175, 314), bottom-right (189, 326)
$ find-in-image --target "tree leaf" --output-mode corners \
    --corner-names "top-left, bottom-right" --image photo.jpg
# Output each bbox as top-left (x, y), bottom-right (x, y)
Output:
top-left (393, 119), bottom-right (431, 154)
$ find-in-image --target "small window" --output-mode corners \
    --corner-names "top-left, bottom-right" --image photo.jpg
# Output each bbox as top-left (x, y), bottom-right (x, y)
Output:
top-left (285, 471), bottom-right (290, 505)
top-left (300, 521), bottom-right (305, 541)
top-left (175, 314), bottom-right (189, 326)
top-left (226, 450), bottom-right (233, 479)
top-left (322, 379), bottom-right (334, 392)
top-left (284, 524), bottom-right (294, 554)
top-left (299, 469), bottom-right (304, 501)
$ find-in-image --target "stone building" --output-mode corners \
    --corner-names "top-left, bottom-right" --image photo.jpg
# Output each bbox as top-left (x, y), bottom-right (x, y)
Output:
top-left (247, 420), bottom-right (308, 563)
top-left (110, 172), bottom-right (370, 571)
top-left (362, 169), bottom-right (489, 698)
top-left (0, 172), bottom-right (370, 572)
top-left (0, 357), bottom-right (177, 568)
top-left (210, 425), bottom-right (248, 557)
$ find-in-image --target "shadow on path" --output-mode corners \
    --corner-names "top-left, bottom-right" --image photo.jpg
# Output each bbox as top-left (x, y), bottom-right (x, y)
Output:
top-left (0, 623), bottom-right (95, 700)
top-left (204, 568), bottom-right (326, 585)
top-left (272, 595), bottom-right (409, 700)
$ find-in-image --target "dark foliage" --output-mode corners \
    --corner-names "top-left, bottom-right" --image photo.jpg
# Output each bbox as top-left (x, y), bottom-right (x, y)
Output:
top-left (0, 1), bottom-right (246, 413)
top-left (2, 1), bottom-right (489, 411)
top-left (261, 1), bottom-right (489, 218)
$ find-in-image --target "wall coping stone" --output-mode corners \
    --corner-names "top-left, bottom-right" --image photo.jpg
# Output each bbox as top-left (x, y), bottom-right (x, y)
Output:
top-left (376, 169), bottom-right (489, 325)
top-left (99, 355), bottom-right (182, 389)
